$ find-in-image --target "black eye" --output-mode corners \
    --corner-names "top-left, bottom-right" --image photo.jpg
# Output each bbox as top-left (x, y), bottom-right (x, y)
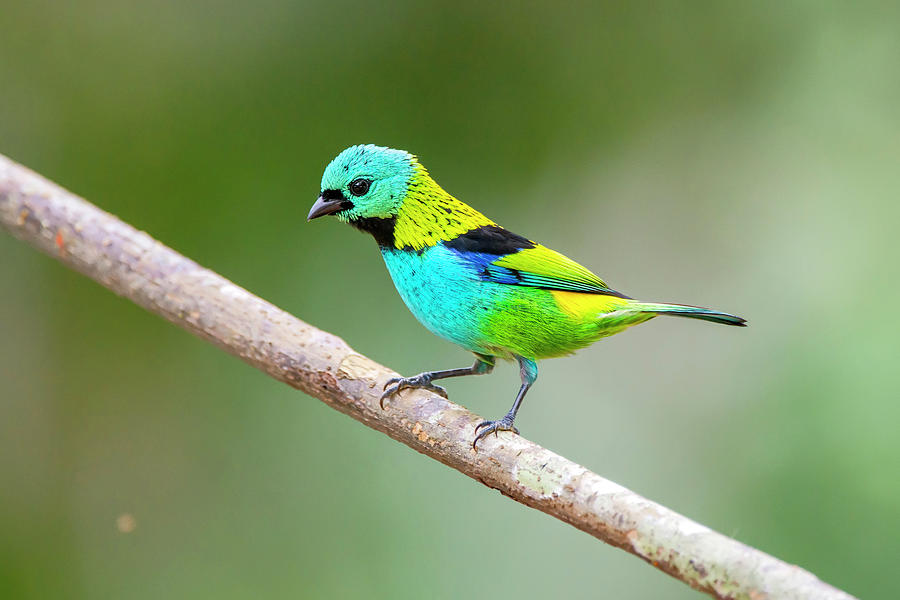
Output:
top-left (349, 178), bottom-right (371, 197)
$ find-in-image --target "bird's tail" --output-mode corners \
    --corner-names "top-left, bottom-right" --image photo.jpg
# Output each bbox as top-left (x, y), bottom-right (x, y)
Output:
top-left (629, 302), bottom-right (747, 327)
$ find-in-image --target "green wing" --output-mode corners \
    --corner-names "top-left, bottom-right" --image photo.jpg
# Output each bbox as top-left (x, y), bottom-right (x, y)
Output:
top-left (444, 224), bottom-right (628, 297)
top-left (488, 244), bottom-right (628, 297)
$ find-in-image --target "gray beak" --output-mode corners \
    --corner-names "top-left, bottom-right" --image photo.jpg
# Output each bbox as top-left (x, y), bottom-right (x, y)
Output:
top-left (307, 195), bottom-right (349, 221)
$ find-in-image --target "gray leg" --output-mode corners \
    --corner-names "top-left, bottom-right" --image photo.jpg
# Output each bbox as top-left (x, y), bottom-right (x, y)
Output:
top-left (473, 356), bottom-right (537, 449)
top-left (380, 354), bottom-right (495, 408)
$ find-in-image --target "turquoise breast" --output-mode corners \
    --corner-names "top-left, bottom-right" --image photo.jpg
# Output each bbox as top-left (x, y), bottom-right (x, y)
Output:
top-left (381, 245), bottom-right (498, 355)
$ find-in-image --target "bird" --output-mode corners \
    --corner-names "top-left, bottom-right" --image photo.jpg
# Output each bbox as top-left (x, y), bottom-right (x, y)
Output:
top-left (308, 144), bottom-right (746, 448)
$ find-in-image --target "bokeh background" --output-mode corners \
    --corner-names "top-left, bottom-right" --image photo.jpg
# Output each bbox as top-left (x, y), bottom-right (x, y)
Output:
top-left (2, 2), bottom-right (898, 598)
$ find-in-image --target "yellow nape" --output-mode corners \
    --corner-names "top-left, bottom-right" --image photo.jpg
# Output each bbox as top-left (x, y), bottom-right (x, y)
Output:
top-left (392, 164), bottom-right (494, 251)
top-left (551, 290), bottom-right (630, 320)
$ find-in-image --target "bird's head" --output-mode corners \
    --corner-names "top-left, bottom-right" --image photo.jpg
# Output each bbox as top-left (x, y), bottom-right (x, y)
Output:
top-left (308, 144), bottom-right (416, 223)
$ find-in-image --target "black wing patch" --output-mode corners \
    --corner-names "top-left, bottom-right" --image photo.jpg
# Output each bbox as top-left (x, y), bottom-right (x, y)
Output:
top-left (443, 225), bottom-right (535, 255)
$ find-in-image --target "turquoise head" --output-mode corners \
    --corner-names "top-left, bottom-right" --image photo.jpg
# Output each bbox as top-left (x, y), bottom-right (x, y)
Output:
top-left (308, 144), bottom-right (417, 223)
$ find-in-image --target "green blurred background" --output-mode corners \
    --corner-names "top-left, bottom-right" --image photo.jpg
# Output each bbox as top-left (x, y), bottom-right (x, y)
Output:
top-left (2, 2), bottom-right (898, 598)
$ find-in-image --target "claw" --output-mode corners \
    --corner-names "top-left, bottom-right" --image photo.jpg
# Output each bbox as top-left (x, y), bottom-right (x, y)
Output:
top-left (379, 385), bottom-right (400, 409)
top-left (430, 384), bottom-right (449, 399)
top-left (472, 417), bottom-right (519, 450)
top-left (379, 374), bottom-right (449, 409)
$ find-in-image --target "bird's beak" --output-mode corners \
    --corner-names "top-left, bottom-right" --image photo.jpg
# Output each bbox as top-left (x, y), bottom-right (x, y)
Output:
top-left (307, 195), bottom-right (347, 221)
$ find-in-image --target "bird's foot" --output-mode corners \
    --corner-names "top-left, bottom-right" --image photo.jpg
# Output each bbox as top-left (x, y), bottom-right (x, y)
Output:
top-left (472, 416), bottom-right (519, 450)
top-left (380, 373), bottom-right (448, 408)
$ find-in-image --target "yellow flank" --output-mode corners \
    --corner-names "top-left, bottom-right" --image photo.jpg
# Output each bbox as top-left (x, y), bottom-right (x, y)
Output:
top-left (392, 163), bottom-right (494, 250)
top-left (550, 290), bottom-right (630, 320)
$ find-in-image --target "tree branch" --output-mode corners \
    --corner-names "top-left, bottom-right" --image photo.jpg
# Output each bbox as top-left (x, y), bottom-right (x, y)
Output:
top-left (0, 153), bottom-right (855, 600)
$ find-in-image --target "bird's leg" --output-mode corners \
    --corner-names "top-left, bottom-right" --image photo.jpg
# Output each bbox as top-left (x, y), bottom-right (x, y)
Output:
top-left (380, 354), bottom-right (495, 408)
top-left (473, 356), bottom-right (537, 449)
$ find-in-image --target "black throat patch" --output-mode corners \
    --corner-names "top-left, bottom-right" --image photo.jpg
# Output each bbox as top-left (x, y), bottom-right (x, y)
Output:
top-left (349, 215), bottom-right (397, 248)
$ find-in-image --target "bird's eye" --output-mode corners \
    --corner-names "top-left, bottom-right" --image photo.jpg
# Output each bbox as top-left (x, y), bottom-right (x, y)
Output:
top-left (349, 178), bottom-right (371, 197)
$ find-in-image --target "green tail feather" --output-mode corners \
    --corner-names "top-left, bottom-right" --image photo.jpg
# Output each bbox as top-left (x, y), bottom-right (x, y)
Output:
top-left (632, 302), bottom-right (747, 327)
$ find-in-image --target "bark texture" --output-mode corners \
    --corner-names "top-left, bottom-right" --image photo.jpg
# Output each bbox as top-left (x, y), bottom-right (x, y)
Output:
top-left (0, 154), bottom-right (855, 600)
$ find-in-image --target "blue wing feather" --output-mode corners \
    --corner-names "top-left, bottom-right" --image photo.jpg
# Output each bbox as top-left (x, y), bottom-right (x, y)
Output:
top-left (447, 248), bottom-right (629, 298)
